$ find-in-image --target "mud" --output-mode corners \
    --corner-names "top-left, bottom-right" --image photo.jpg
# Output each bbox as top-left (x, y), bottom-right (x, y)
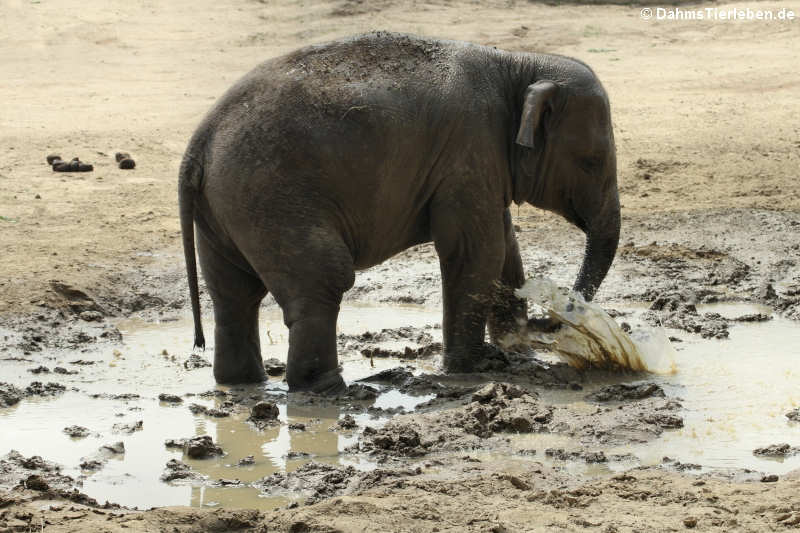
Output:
top-left (585, 383), bottom-right (665, 402)
top-left (3, 0), bottom-right (800, 530)
top-left (753, 444), bottom-right (800, 458)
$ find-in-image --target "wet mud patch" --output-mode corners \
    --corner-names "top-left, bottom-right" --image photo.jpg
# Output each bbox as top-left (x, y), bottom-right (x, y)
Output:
top-left (338, 324), bottom-right (442, 361)
top-left (2, 299), bottom-right (800, 514)
top-left (645, 294), bottom-right (730, 339)
top-left (620, 242), bottom-right (751, 289)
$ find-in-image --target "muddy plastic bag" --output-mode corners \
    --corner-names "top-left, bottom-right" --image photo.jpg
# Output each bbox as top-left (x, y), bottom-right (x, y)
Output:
top-left (502, 278), bottom-right (676, 374)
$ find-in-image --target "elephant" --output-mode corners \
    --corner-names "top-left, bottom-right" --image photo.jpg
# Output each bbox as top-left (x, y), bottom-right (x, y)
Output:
top-left (179, 32), bottom-right (620, 394)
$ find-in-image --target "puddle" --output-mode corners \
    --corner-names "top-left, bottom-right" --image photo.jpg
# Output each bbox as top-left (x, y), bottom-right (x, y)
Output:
top-left (535, 303), bottom-right (800, 475)
top-left (0, 304), bottom-right (440, 510)
top-left (626, 306), bottom-right (800, 474)
top-left (2, 301), bottom-right (800, 510)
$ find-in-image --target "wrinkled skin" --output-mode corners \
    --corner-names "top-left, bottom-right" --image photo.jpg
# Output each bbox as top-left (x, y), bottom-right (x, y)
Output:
top-left (180, 32), bottom-right (620, 393)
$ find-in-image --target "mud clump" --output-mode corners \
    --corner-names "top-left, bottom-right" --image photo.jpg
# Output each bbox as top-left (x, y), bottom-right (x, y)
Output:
top-left (24, 474), bottom-right (50, 491)
top-left (102, 442), bottom-right (125, 454)
top-left (732, 313), bottom-right (771, 323)
top-left (343, 383), bottom-right (378, 401)
top-left (188, 403), bottom-right (231, 417)
top-left (112, 420), bottom-right (143, 434)
top-left (164, 438), bottom-right (187, 450)
top-left (0, 451), bottom-right (74, 492)
top-left (365, 382), bottom-right (552, 456)
top-left (361, 343), bottom-right (442, 359)
top-left (371, 427), bottom-right (423, 455)
top-left (642, 413), bottom-right (684, 429)
top-left (336, 414), bottom-right (358, 430)
top-left (165, 436), bottom-right (224, 458)
top-left (646, 295), bottom-right (728, 339)
top-left (158, 393), bottom-right (183, 404)
top-left (661, 457), bottom-right (702, 472)
top-left (545, 449), bottom-right (608, 463)
top-left (63, 425), bottom-right (90, 438)
top-left (186, 436), bottom-right (223, 459)
top-left (358, 366), bottom-right (414, 386)
top-left (753, 444), bottom-right (800, 457)
top-left (786, 408), bottom-right (800, 422)
top-left (586, 383), bottom-right (666, 402)
top-left (160, 459), bottom-right (205, 483)
top-left (25, 381), bottom-right (66, 397)
top-left (341, 326), bottom-right (441, 360)
top-left (183, 354), bottom-right (211, 369)
top-left (463, 382), bottom-right (553, 436)
top-left (0, 383), bottom-right (23, 407)
top-left (248, 401), bottom-right (279, 428)
top-left (188, 403), bottom-right (207, 414)
top-left (254, 461), bottom-right (358, 504)
top-left (47, 281), bottom-right (105, 317)
top-left (359, 368), bottom-right (473, 399)
top-left (263, 357), bottom-right (286, 376)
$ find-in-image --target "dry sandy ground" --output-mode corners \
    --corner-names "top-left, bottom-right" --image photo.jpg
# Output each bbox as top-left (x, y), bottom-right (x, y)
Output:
top-left (2, 0), bottom-right (800, 531)
top-left (1, 0), bottom-right (799, 315)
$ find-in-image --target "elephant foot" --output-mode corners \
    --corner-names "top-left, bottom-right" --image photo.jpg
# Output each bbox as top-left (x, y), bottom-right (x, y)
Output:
top-left (213, 359), bottom-right (267, 385)
top-left (443, 343), bottom-right (511, 374)
top-left (289, 368), bottom-right (346, 395)
top-left (442, 352), bottom-right (476, 373)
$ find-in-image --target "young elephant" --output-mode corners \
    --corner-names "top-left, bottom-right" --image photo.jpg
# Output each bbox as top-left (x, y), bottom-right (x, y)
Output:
top-left (180, 32), bottom-right (620, 393)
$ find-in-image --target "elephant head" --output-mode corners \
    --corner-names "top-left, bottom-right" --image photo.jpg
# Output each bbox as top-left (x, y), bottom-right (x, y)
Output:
top-left (512, 65), bottom-right (620, 302)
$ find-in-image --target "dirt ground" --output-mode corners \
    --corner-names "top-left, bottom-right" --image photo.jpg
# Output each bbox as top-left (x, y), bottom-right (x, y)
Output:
top-left (2, 0), bottom-right (800, 531)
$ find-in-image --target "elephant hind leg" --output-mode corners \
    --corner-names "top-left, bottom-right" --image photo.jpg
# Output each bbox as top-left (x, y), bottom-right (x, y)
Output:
top-left (281, 297), bottom-right (345, 394)
top-left (256, 236), bottom-right (354, 395)
top-left (197, 230), bottom-right (268, 384)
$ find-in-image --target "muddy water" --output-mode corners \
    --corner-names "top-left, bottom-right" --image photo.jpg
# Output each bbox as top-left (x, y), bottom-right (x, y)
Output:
top-left (2, 302), bottom-right (800, 510)
top-left (536, 303), bottom-right (800, 475)
top-left (0, 304), bottom-right (438, 510)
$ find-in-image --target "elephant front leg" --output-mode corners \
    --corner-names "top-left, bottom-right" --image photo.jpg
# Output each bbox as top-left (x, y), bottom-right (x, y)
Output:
top-left (488, 208), bottom-right (528, 346)
top-left (433, 210), bottom-right (505, 373)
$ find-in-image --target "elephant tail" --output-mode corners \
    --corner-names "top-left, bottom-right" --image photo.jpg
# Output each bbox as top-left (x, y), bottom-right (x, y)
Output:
top-left (179, 154), bottom-right (206, 350)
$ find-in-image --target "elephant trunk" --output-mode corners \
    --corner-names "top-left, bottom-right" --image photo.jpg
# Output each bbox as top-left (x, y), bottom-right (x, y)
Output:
top-left (572, 198), bottom-right (620, 302)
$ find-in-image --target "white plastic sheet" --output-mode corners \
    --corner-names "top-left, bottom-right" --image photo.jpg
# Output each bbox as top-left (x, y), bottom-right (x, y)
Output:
top-left (506, 278), bottom-right (676, 374)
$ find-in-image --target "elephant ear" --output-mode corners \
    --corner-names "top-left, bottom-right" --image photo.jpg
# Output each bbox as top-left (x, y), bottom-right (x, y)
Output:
top-left (513, 80), bottom-right (559, 204)
top-left (515, 80), bottom-right (559, 149)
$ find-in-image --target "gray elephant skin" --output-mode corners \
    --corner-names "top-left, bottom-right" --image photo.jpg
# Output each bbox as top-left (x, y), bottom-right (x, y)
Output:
top-left (179, 32), bottom-right (620, 394)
